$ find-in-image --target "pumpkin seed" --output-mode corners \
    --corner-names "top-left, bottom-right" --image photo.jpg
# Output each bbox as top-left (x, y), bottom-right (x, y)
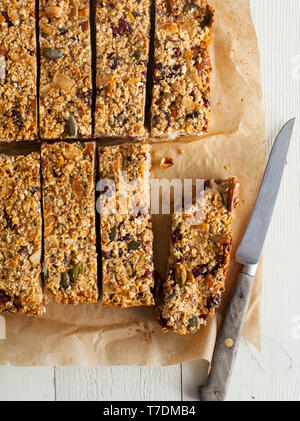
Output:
top-left (61, 272), bottom-right (70, 290)
top-left (167, 291), bottom-right (179, 301)
top-left (65, 114), bottom-right (77, 137)
top-left (133, 49), bottom-right (141, 62)
top-left (43, 47), bottom-right (63, 60)
top-left (127, 240), bottom-right (142, 251)
top-left (187, 315), bottom-right (199, 328)
top-left (41, 32), bottom-right (50, 38)
top-left (174, 264), bottom-right (187, 286)
top-left (70, 262), bottom-right (84, 282)
top-left (116, 113), bottom-right (125, 122)
top-left (183, 2), bottom-right (198, 12)
top-left (58, 27), bottom-right (69, 35)
top-left (109, 226), bottom-right (117, 242)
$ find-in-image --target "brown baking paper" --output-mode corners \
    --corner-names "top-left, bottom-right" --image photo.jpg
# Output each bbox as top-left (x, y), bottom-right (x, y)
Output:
top-left (0, 0), bottom-right (265, 366)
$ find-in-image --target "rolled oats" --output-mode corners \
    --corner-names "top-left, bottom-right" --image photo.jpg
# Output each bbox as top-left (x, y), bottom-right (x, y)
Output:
top-left (95, 0), bottom-right (150, 138)
top-left (0, 0), bottom-right (37, 141)
top-left (0, 153), bottom-right (43, 315)
top-left (42, 142), bottom-right (98, 304)
top-left (39, 0), bottom-right (92, 139)
top-left (151, 0), bottom-right (214, 137)
top-left (99, 144), bottom-right (155, 307)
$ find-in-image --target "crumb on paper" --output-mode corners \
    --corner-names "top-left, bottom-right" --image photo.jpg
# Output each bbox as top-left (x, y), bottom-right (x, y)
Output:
top-left (160, 157), bottom-right (174, 169)
top-left (178, 149), bottom-right (185, 155)
top-left (224, 165), bottom-right (230, 171)
top-left (224, 338), bottom-right (234, 348)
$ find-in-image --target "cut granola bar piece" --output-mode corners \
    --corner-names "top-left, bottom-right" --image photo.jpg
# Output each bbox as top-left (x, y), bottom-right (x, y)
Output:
top-left (0, 153), bottom-right (43, 315)
top-left (39, 1), bottom-right (92, 139)
top-left (99, 144), bottom-right (155, 307)
top-left (0, 0), bottom-right (37, 141)
top-left (151, 0), bottom-right (214, 138)
top-left (157, 177), bottom-right (239, 334)
top-left (42, 142), bottom-right (98, 304)
top-left (95, 0), bottom-right (150, 138)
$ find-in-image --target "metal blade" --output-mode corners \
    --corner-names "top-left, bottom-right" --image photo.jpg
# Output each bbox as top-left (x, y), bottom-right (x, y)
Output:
top-left (236, 118), bottom-right (295, 267)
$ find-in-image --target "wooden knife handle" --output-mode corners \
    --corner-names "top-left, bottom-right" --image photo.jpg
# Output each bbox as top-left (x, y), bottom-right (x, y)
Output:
top-left (199, 272), bottom-right (254, 401)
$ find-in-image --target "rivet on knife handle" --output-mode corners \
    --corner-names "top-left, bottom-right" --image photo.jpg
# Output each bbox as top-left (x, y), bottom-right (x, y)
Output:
top-left (199, 272), bottom-right (254, 401)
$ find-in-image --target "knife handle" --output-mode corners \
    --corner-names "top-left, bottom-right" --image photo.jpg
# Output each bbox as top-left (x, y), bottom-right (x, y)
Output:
top-left (199, 272), bottom-right (254, 401)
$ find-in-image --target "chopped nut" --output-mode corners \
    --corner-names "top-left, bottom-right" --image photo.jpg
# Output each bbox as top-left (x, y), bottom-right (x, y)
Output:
top-left (45, 6), bottom-right (63, 19)
top-left (53, 73), bottom-right (74, 93)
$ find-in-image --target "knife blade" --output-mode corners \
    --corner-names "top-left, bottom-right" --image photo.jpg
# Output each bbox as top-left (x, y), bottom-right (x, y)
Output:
top-left (199, 118), bottom-right (296, 401)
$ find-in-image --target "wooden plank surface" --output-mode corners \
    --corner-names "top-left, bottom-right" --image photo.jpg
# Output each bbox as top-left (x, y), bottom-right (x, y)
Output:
top-left (1, 0), bottom-right (300, 401)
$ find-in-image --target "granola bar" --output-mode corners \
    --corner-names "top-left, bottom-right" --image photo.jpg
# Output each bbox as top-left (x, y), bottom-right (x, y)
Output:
top-left (0, 1), bottom-right (37, 141)
top-left (42, 142), bottom-right (98, 304)
top-left (99, 144), bottom-right (155, 307)
top-left (39, 1), bottom-right (92, 139)
top-left (157, 177), bottom-right (239, 335)
top-left (151, 0), bottom-right (214, 138)
top-left (95, 0), bottom-right (150, 138)
top-left (0, 153), bottom-right (44, 315)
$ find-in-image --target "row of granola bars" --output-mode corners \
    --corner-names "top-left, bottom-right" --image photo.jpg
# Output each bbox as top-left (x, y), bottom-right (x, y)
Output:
top-left (0, 142), bottom-right (239, 335)
top-left (0, 0), bottom-right (214, 141)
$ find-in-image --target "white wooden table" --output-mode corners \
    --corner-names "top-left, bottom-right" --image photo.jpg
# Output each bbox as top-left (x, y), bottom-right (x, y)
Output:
top-left (1, 0), bottom-right (300, 401)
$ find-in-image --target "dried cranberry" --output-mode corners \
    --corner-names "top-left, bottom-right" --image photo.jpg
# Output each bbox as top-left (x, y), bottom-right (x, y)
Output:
top-left (85, 89), bottom-right (92, 107)
top-left (190, 91), bottom-right (197, 102)
top-left (172, 47), bottom-right (181, 58)
top-left (200, 8), bottom-right (213, 29)
top-left (203, 97), bottom-right (210, 108)
top-left (200, 314), bottom-right (208, 322)
top-left (3, 209), bottom-right (14, 230)
top-left (121, 233), bottom-right (132, 241)
top-left (102, 251), bottom-right (112, 259)
top-left (110, 56), bottom-right (120, 70)
top-left (163, 111), bottom-right (172, 128)
top-left (118, 18), bottom-right (132, 35)
top-left (0, 290), bottom-right (10, 304)
top-left (18, 246), bottom-right (29, 257)
top-left (204, 180), bottom-right (211, 190)
top-left (206, 294), bottom-right (222, 310)
top-left (186, 111), bottom-right (200, 120)
top-left (192, 264), bottom-right (208, 278)
top-left (172, 227), bottom-right (182, 244)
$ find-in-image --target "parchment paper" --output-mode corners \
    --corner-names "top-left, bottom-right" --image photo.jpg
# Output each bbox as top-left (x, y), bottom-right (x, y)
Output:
top-left (0, 0), bottom-right (266, 366)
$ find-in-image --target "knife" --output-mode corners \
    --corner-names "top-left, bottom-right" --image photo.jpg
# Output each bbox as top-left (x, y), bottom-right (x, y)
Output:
top-left (199, 118), bottom-right (296, 401)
